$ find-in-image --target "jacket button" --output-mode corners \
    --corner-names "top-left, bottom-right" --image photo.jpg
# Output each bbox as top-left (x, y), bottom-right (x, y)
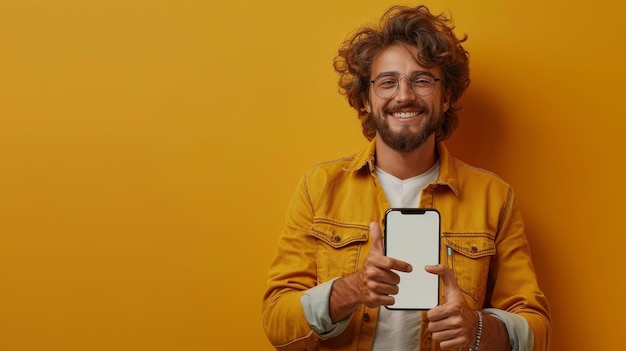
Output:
top-left (333, 235), bottom-right (342, 242)
top-left (471, 246), bottom-right (478, 253)
top-left (363, 313), bottom-right (370, 322)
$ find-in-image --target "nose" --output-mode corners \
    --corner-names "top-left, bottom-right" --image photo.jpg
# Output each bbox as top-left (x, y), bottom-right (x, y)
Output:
top-left (395, 77), bottom-right (416, 101)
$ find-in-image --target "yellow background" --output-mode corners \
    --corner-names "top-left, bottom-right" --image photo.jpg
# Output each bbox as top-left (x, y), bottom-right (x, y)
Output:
top-left (1, 0), bottom-right (624, 350)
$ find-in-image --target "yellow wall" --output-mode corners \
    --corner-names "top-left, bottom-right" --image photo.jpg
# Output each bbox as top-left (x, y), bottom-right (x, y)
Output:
top-left (1, 0), bottom-right (624, 350)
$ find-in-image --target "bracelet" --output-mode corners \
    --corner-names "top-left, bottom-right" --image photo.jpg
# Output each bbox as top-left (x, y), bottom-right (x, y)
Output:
top-left (472, 310), bottom-right (483, 351)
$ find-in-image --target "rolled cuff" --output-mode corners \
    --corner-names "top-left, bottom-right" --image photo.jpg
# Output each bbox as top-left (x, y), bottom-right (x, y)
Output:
top-left (300, 278), bottom-right (353, 338)
top-left (483, 308), bottom-right (534, 351)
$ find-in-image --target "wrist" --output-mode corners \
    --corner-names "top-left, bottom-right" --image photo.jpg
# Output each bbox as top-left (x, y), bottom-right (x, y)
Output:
top-left (469, 310), bottom-right (483, 351)
top-left (329, 275), bottom-right (360, 322)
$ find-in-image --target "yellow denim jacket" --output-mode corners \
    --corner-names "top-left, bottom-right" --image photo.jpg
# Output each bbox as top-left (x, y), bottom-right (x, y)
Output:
top-left (263, 140), bottom-right (550, 351)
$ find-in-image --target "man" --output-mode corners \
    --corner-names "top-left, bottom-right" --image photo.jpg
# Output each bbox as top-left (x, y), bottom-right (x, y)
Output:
top-left (262, 5), bottom-right (550, 351)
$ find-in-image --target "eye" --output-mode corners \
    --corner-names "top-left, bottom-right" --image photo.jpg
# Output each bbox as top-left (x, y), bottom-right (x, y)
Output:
top-left (377, 78), bottom-right (398, 88)
top-left (412, 76), bottom-right (435, 87)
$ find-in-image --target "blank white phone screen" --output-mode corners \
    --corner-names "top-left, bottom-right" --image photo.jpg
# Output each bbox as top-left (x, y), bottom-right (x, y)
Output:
top-left (384, 209), bottom-right (440, 310)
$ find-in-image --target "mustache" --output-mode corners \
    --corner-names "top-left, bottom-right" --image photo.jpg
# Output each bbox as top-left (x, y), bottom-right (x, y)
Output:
top-left (383, 102), bottom-right (429, 114)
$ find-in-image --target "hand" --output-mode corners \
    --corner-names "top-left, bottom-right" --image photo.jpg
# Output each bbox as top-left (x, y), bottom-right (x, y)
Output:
top-left (425, 264), bottom-right (476, 350)
top-left (329, 222), bottom-right (413, 322)
top-left (356, 221), bottom-right (413, 307)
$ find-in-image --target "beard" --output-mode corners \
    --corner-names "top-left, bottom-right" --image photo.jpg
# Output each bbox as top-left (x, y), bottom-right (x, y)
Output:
top-left (370, 102), bottom-right (444, 153)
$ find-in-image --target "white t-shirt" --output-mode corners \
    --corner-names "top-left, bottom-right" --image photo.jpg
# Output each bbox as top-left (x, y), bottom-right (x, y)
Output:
top-left (372, 162), bottom-right (440, 351)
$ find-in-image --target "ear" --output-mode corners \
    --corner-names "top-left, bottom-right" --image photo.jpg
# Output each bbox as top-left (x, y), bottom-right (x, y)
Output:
top-left (364, 99), bottom-right (371, 113)
top-left (443, 90), bottom-right (451, 112)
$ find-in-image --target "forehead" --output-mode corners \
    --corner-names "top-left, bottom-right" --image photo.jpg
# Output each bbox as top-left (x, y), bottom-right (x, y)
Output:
top-left (370, 44), bottom-right (440, 77)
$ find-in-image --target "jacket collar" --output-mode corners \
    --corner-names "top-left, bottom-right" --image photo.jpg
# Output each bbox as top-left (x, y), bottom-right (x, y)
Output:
top-left (344, 138), bottom-right (460, 196)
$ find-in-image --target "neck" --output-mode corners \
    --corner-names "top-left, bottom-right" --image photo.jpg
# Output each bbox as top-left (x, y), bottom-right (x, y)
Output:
top-left (375, 134), bottom-right (438, 180)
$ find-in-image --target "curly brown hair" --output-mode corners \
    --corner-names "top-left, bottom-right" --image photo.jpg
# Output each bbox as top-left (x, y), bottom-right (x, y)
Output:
top-left (333, 5), bottom-right (470, 141)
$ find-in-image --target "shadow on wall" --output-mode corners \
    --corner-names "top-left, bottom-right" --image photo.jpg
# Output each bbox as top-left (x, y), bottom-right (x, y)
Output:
top-left (445, 84), bottom-right (507, 173)
top-left (446, 81), bottom-right (562, 347)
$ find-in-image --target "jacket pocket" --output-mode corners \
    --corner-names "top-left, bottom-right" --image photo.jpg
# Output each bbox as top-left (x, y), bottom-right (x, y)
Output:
top-left (443, 234), bottom-right (495, 308)
top-left (308, 219), bottom-right (369, 283)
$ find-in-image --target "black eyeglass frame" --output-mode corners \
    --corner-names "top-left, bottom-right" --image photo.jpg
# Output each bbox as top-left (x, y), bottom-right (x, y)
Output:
top-left (369, 74), bottom-right (442, 99)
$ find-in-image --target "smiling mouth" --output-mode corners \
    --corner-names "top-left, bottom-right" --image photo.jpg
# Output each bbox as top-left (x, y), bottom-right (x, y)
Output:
top-left (391, 111), bottom-right (423, 119)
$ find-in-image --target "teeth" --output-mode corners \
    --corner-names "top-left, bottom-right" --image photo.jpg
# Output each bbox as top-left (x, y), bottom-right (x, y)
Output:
top-left (393, 111), bottom-right (419, 119)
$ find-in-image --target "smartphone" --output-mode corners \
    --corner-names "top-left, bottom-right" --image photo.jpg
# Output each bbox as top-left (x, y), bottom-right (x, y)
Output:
top-left (383, 208), bottom-right (440, 310)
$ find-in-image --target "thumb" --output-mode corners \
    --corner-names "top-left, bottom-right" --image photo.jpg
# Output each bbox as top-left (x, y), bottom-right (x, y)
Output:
top-left (425, 264), bottom-right (463, 303)
top-left (368, 221), bottom-right (384, 255)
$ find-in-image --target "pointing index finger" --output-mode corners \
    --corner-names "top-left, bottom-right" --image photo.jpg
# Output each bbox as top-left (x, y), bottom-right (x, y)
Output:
top-left (370, 221), bottom-right (413, 272)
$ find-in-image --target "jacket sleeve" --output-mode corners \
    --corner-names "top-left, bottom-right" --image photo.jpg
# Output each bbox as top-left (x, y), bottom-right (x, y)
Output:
top-left (262, 175), bottom-right (322, 350)
top-left (489, 188), bottom-right (552, 351)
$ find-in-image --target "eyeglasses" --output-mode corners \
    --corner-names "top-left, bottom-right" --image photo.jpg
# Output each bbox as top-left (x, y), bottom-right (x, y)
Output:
top-left (370, 73), bottom-right (441, 99)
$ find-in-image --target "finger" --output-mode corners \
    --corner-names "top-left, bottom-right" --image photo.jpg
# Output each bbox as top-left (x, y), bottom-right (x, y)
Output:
top-left (368, 221), bottom-right (385, 255)
top-left (388, 257), bottom-right (413, 273)
top-left (425, 264), bottom-right (462, 302)
top-left (369, 222), bottom-right (413, 272)
top-left (370, 222), bottom-right (413, 273)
